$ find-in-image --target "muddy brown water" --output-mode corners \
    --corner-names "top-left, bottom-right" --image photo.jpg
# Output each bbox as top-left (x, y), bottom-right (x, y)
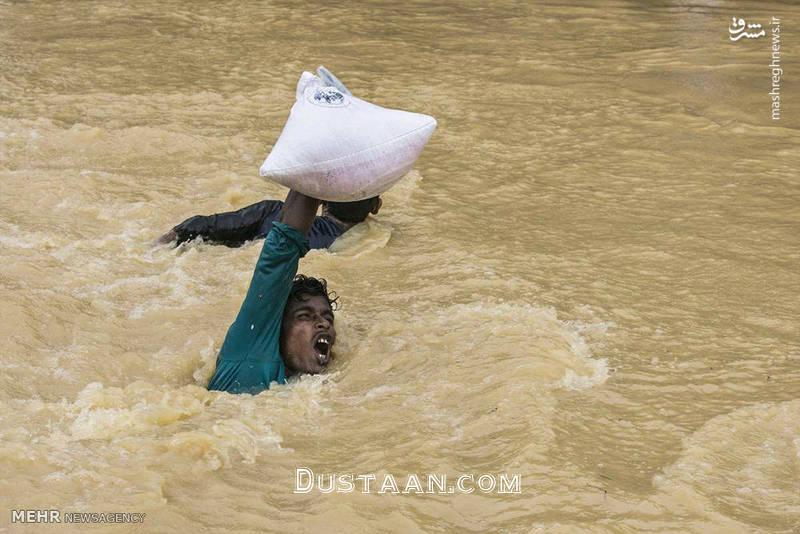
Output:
top-left (1, 1), bottom-right (798, 532)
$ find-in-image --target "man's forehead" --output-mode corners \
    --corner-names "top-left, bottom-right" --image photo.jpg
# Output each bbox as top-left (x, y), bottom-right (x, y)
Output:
top-left (287, 295), bottom-right (332, 313)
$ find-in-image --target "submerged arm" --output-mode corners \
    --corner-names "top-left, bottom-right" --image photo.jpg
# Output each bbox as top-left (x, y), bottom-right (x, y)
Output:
top-left (157, 200), bottom-right (282, 247)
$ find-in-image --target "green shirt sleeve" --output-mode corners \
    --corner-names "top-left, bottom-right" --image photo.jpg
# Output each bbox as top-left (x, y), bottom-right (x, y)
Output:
top-left (208, 222), bottom-right (310, 394)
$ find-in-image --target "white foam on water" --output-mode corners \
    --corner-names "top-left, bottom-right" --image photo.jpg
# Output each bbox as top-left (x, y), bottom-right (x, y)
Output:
top-left (652, 399), bottom-right (800, 530)
top-left (560, 361), bottom-right (609, 391)
top-left (191, 338), bottom-right (221, 385)
top-left (327, 218), bottom-right (392, 257)
top-left (345, 301), bottom-right (610, 391)
top-left (327, 301), bottom-right (611, 466)
top-left (363, 385), bottom-right (403, 400)
top-left (0, 222), bottom-right (58, 250)
top-left (0, 381), bottom-right (287, 492)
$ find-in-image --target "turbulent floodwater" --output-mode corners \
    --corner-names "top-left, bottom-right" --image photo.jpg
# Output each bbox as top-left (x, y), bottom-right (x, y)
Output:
top-left (1, 1), bottom-right (799, 532)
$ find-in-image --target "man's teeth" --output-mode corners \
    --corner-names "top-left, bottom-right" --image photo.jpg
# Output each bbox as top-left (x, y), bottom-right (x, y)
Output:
top-left (315, 337), bottom-right (331, 366)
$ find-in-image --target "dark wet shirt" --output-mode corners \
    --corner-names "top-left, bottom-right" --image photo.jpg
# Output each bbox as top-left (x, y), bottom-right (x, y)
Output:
top-left (172, 200), bottom-right (343, 249)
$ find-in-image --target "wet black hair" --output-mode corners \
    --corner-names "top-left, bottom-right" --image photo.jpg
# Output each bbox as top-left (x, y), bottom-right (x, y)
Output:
top-left (325, 196), bottom-right (380, 224)
top-left (286, 274), bottom-right (340, 312)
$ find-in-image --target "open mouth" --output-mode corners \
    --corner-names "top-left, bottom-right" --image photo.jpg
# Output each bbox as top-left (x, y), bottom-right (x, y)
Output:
top-left (313, 335), bottom-right (332, 366)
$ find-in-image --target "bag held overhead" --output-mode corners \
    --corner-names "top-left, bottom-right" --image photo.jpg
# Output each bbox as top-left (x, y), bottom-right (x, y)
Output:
top-left (260, 68), bottom-right (437, 201)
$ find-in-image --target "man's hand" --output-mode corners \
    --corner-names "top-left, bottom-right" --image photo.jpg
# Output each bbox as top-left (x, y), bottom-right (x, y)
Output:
top-left (280, 190), bottom-right (321, 236)
top-left (154, 229), bottom-right (178, 247)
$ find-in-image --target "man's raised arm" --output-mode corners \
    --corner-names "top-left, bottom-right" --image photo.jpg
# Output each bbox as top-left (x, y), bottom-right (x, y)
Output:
top-left (280, 190), bottom-right (321, 236)
top-left (206, 189), bottom-right (321, 393)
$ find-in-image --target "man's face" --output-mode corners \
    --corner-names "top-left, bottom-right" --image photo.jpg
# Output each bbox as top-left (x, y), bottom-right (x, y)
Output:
top-left (280, 295), bottom-right (336, 375)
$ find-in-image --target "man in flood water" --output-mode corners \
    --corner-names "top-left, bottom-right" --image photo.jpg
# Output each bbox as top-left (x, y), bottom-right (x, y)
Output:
top-left (207, 190), bottom-right (342, 393)
top-left (156, 196), bottom-right (382, 249)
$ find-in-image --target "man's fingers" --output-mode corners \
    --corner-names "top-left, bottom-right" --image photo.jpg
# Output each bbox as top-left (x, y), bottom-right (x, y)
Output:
top-left (155, 229), bottom-right (178, 246)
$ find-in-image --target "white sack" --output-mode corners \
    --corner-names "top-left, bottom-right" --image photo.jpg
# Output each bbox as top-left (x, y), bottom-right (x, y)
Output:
top-left (315, 65), bottom-right (352, 96)
top-left (259, 69), bottom-right (436, 201)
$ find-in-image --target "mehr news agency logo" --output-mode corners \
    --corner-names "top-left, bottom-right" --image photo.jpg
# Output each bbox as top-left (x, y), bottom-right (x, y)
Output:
top-left (11, 509), bottom-right (146, 525)
top-left (729, 16), bottom-right (782, 120)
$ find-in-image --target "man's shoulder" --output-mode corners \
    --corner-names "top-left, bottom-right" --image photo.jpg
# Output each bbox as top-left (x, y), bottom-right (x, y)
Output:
top-left (306, 216), bottom-right (345, 249)
top-left (314, 216), bottom-right (345, 235)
